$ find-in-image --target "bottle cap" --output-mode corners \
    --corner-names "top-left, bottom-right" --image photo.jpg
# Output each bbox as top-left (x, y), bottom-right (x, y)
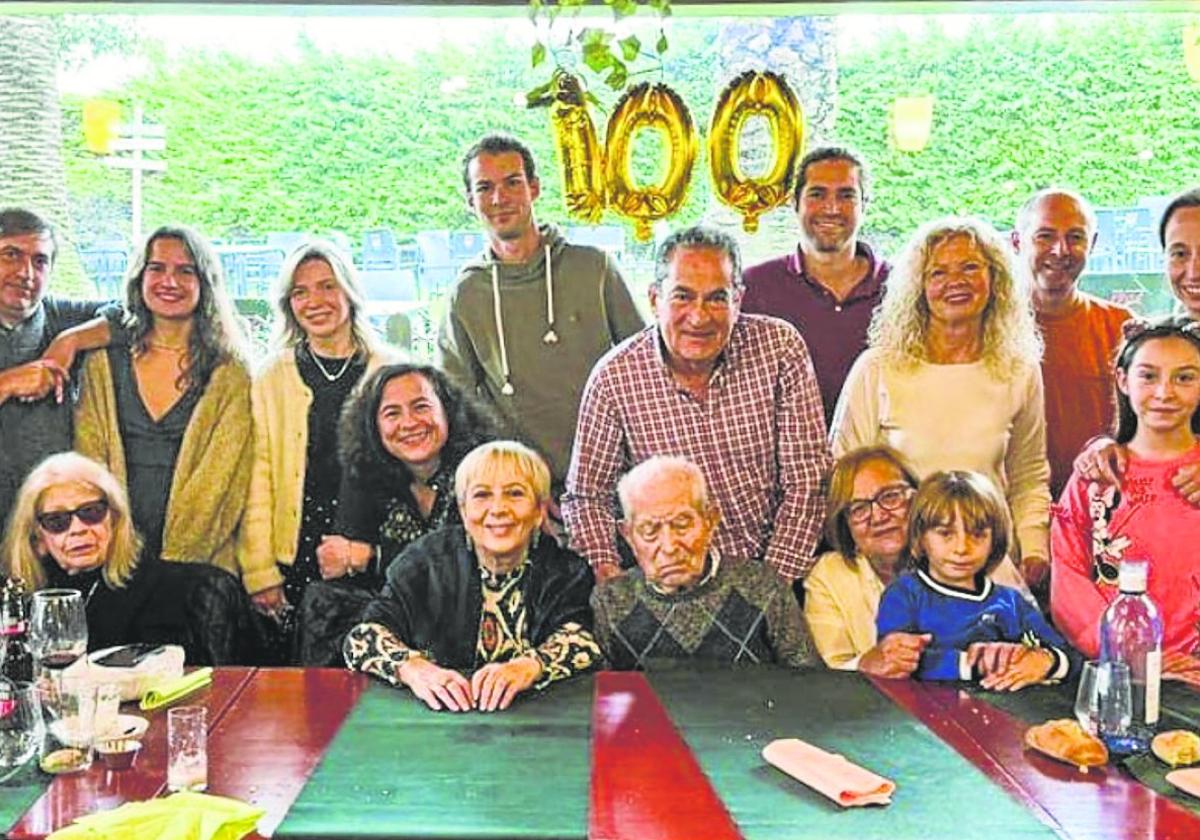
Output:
top-left (1118, 559), bottom-right (1148, 593)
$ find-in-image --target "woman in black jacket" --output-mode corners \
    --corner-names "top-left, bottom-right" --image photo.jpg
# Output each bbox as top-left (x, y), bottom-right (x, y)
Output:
top-left (344, 441), bottom-right (600, 712)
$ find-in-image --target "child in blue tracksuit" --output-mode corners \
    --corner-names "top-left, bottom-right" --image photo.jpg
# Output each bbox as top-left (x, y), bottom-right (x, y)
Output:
top-left (876, 470), bottom-right (1079, 688)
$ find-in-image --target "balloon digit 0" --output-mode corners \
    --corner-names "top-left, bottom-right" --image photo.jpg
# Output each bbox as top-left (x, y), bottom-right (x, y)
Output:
top-left (707, 70), bottom-right (804, 233)
top-left (604, 82), bottom-right (697, 243)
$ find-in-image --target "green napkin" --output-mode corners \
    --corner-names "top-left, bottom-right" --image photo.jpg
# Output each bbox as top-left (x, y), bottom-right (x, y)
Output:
top-left (46, 791), bottom-right (263, 840)
top-left (139, 667), bottom-right (214, 711)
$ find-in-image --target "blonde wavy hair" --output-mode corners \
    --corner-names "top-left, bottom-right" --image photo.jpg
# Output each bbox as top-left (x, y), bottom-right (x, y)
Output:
top-left (2, 453), bottom-right (143, 591)
top-left (270, 239), bottom-right (383, 356)
top-left (868, 216), bottom-right (1041, 377)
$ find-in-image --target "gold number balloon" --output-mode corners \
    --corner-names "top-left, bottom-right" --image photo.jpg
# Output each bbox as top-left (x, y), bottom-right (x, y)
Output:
top-left (549, 72), bottom-right (606, 224)
top-left (604, 82), bottom-right (697, 242)
top-left (708, 70), bottom-right (805, 233)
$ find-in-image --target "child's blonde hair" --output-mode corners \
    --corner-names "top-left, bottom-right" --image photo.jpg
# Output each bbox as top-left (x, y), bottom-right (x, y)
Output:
top-left (905, 470), bottom-right (1011, 574)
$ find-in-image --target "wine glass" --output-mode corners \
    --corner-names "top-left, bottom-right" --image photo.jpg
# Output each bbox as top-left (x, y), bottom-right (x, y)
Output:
top-left (0, 679), bottom-right (42, 780)
top-left (29, 590), bottom-right (88, 707)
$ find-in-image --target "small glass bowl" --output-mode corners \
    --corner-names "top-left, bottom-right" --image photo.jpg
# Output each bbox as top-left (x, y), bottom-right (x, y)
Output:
top-left (96, 738), bottom-right (142, 770)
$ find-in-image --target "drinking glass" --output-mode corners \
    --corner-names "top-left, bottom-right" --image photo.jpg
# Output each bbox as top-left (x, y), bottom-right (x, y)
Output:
top-left (0, 680), bottom-right (41, 779)
top-left (38, 677), bottom-right (95, 774)
top-left (29, 590), bottom-right (88, 685)
top-left (167, 706), bottom-right (207, 792)
top-left (1074, 660), bottom-right (1103, 734)
top-left (1096, 661), bottom-right (1134, 740)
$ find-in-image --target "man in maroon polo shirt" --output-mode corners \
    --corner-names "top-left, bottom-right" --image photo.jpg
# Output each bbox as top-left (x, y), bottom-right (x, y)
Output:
top-left (742, 147), bottom-right (889, 429)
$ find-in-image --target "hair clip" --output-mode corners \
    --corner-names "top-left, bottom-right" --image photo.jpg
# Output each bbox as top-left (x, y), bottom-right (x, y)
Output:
top-left (1182, 319), bottom-right (1200, 339)
top-left (1121, 318), bottom-right (1151, 341)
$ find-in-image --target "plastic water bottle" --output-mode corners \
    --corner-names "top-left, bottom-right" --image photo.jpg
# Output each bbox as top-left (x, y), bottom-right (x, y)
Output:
top-left (1099, 558), bottom-right (1163, 753)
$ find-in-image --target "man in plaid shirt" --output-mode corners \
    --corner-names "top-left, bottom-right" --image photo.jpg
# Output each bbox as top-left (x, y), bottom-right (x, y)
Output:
top-left (562, 226), bottom-right (830, 583)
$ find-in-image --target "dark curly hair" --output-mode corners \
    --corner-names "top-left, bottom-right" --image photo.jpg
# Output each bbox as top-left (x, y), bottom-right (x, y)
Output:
top-left (339, 363), bottom-right (499, 506)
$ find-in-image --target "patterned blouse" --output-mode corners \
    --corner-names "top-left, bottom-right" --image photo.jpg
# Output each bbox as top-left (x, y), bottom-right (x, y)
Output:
top-left (345, 558), bottom-right (601, 690)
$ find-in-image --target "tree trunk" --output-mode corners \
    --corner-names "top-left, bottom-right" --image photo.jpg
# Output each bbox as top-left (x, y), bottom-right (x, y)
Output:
top-left (0, 15), bottom-right (87, 293)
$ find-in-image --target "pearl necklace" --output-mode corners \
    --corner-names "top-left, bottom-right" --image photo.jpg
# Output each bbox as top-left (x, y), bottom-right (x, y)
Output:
top-left (307, 343), bottom-right (354, 382)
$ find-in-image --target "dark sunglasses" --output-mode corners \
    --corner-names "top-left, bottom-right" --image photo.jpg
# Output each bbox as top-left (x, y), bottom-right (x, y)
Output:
top-left (36, 500), bottom-right (109, 534)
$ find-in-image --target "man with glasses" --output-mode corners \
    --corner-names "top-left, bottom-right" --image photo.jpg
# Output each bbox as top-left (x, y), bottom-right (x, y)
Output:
top-left (563, 226), bottom-right (830, 584)
top-left (0, 208), bottom-right (121, 523)
top-left (741, 147), bottom-right (889, 430)
top-left (590, 456), bottom-right (816, 669)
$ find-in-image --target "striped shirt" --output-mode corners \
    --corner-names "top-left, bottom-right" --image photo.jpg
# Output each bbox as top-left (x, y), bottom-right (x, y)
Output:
top-left (562, 315), bottom-right (830, 581)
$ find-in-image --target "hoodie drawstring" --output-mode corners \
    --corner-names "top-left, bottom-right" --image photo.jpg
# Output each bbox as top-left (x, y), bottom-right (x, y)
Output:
top-left (490, 243), bottom-right (558, 397)
top-left (542, 244), bottom-right (558, 345)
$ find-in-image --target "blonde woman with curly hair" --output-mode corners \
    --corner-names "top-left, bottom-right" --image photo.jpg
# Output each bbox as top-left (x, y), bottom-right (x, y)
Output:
top-left (830, 216), bottom-right (1050, 591)
top-left (2, 452), bottom-right (253, 663)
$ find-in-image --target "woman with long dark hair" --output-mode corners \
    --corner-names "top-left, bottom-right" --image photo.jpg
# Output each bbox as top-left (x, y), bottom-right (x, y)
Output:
top-left (74, 226), bottom-right (251, 576)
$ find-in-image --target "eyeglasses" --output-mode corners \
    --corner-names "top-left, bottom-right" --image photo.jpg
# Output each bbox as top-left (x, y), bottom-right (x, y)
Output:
top-left (36, 500), bottom-right (109, 534)
top-left (845, 486), bottom-right (914, 525)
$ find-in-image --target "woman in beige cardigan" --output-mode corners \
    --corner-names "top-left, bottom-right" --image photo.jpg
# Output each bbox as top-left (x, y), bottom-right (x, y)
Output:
top-left (236, 240), bottom-right (396, 634)
top-left (74, 225), bottom-right (251, 580)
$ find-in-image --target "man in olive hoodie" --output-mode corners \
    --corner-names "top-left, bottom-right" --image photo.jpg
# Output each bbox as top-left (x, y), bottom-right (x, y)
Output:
top-left (437, 134), bottom-right (644, 490)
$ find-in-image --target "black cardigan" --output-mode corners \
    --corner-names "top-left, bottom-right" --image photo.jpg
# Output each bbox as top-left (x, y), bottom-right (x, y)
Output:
top-left (359, 525), bottom-right (596, 671)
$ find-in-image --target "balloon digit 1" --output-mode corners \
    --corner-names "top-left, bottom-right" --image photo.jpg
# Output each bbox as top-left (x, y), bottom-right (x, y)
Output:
top-left (708, 70), bottom-right (805, 234)
top-left (549, 72), bottom-right (606, 224)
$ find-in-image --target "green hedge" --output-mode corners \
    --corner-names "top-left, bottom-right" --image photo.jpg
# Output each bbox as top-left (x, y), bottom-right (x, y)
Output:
top-left (60, 12), bottom-right (1200, 252)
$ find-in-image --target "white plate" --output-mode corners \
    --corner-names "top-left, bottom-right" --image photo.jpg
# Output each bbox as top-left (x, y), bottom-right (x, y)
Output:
top-left (1166, 767), bottom-right (1200, 798)
top-left (100, 713), bottom-right (148, 740)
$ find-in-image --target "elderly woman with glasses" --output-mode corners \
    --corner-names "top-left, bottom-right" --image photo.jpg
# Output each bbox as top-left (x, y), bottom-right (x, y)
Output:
top-left (344, 441), bottom-right (600, 712)
top-left (830, 217), bottom-right (1051, 592)
top-left (806, 446), bottom-right (1029, 678)
top-left (1, 452), bottom-right (253, 663)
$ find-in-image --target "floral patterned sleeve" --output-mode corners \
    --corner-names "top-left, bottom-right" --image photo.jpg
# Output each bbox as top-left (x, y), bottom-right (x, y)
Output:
top-left (343, 621), bottom-right (429, 687)
top-left (532, 622), bottom-right (602, 690)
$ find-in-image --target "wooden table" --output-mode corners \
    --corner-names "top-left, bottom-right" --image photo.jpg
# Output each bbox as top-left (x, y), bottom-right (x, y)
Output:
top-left (874, 677), bottom-right (1200, 839)
top-left (7, 667), bottom-right (1200, 839)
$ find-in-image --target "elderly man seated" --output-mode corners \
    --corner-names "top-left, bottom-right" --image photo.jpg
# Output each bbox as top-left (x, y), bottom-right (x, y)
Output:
top-left (590, 456), bottom-right (817, 670)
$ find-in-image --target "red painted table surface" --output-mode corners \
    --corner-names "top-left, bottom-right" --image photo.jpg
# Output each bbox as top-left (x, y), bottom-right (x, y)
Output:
top-left (872, 677), bottom-right (1200, 840)
top-left (589, 671), bottom-right (741, 840)
top-left (8, 666), bottom-right (256, 840)
top-left (205, 668), bottom-right (366, 839)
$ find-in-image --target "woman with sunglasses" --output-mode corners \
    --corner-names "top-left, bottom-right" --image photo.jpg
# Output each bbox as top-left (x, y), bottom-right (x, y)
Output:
top-left (805, 446), bottom-right (1028, 677)
top-left (73, 226), bottom-right (251, 577)
top-left (1, 452), bottom-right (252, 663)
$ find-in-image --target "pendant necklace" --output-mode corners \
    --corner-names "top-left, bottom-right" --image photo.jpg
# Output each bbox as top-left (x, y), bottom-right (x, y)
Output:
top-left (308, 343), bottom-right (353, 382)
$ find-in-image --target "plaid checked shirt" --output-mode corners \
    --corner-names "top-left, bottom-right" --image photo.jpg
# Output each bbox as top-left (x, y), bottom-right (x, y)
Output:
top-left (562, 315), bottom-right (830, 581)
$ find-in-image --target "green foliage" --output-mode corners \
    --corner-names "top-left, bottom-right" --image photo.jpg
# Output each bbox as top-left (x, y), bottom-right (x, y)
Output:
top-left (56, 11), bottom-right (1200, 263)
top-left (61, 19), bottom-right (716, 247)
top-left (836, 13), bottom-right (1200, 252)
top-left (527, 0), bottom-right (671, 95)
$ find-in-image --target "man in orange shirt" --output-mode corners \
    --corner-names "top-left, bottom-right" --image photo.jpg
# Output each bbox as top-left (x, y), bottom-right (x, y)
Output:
top-left (1011, 189), bottom-right (1132, 500)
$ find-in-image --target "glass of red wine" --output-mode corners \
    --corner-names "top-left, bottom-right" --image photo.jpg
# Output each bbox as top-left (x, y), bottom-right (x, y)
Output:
top-left (30, 590), bottom-right (87, 711)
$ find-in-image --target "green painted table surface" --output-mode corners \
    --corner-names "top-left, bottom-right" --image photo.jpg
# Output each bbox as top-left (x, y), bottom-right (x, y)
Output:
top-left (0, 764), bottom-right (48, 836)
top-left (650, 667), bottom-right (1056, 839)
top-left (276, 676), bottom-right (594, 839)
top-left (279, 667), bottom-right (1057, 839)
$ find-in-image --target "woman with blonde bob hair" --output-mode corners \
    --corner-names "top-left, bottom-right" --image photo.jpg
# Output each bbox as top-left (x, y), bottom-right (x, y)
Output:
top-left (237, 240), bottom-right (395, 649)
top-left (2, 452), bottom-right (253, 663)
top-left (345, 441), bottom-right (600, 712)
top-left (831, 216), bottom-right (1051, 592)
